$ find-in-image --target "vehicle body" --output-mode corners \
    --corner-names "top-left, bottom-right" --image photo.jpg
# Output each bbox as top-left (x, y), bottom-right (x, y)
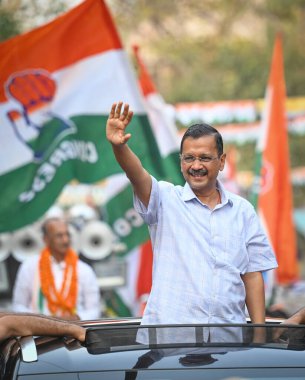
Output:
top-left (1, 318), bottom-right (305, 379)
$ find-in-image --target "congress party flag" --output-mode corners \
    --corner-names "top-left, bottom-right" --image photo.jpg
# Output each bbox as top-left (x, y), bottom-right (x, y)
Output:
top-left (121, 45), bottom-right (184, 315)
top-left (133, 45), bottom-right (183, 182)
top-left (0, 0), bottom-right (167, 244)
top-left (116, 45), bottom-right (185, 317)
top-left (252, 34), bottom-right (299, 286)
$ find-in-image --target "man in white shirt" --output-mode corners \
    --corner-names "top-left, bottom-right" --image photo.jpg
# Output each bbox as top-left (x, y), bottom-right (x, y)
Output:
top-left (106, 101), bottom-right (277, 329)
top-left (12, 218), bottom-right (100, 320)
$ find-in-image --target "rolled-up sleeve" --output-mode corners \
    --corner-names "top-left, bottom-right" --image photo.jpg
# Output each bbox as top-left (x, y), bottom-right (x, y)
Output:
top-left (134, 176), bottom-right (160, 225)
top-left (246, 210), bottom-right (278, 273)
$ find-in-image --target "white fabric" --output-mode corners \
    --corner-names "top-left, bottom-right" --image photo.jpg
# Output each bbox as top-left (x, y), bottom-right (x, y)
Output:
top-left (12, 255), bottom-right (101, 320)
top-left (134, 176), bottom-right (278, 325)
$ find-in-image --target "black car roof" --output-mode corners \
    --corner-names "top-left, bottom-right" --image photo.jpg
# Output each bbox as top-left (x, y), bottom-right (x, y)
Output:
top-left (13, 322), bottom-right (305, 376)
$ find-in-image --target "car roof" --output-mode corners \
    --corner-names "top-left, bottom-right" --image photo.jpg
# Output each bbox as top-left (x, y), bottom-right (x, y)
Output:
top-left (11, 320), bottom-right (305, 377)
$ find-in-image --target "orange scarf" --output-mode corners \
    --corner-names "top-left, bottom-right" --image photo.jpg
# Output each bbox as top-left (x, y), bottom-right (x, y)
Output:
top-left (39, 247), bottom-right (78, 316)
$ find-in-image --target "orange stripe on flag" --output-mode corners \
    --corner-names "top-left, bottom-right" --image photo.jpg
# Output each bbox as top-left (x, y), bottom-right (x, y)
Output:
top-left (136, 240), bottom-right (153, 303)
top-left (132, 45), bottom-right (157, 97)
top-left (0, 0), bottom-right (122, 102)
top-left (258, 34), bottom-right (299, 284)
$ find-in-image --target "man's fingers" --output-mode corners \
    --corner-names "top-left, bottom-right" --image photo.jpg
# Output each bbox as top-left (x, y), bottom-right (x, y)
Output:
top-left (108, 102), bottom-right (124, 123)
top-left (122, 133), bottom-right (131, 143)
top-left (109, 103), bottom-right (117, 118)
top-left (120, 103), bottom-right (130, 120)
top-left (115, 101), bottom-right (123, 117)
top-left (109, 102), bottom-right (132, 123)
top-left (126, 110), bottom-right (133, 123)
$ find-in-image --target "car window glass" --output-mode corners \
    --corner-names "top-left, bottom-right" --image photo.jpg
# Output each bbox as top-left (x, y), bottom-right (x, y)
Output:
top-left (85, 324), bottom-right (305, 353)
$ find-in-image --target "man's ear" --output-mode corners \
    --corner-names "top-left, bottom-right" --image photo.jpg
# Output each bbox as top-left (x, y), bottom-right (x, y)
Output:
top-left (219, 153), bottom-right (226, 171)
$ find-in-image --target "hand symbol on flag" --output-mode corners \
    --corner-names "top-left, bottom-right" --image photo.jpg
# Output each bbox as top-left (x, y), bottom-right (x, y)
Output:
top-left (6, 71), bottom-right (56, 130)
top-left (5, 70), bottom-right (75, 161)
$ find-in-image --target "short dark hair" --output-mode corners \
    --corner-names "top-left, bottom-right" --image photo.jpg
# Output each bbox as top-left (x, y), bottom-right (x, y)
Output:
top-left (180, 123), bottom-right (223, 156)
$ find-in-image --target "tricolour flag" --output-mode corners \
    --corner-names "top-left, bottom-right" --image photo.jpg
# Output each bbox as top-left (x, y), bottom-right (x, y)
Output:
top-left (0, 0), bottom-right (167, 245)
top-left (252, 34), bottom-right (299, 288)
top-left (115, 45), bottom-right (184, 316)
top-left (132, 45), bottom-right (183, 181)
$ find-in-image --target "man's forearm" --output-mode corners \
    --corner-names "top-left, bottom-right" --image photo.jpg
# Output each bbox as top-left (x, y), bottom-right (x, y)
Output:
top-left (243, 271), bottom-right (265, 323)
top-left (0, 314), bottom-right (85, 342)
top-left (112, 143), bottom-right (151, 207)
top-left (285, 307), bottom-right (305, 324)
top-left (112, 143), bottom-right (144, 181)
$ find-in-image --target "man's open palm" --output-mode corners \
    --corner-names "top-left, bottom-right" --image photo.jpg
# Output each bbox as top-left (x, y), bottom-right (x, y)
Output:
top-left (106, 101), bottom-right (133, 145)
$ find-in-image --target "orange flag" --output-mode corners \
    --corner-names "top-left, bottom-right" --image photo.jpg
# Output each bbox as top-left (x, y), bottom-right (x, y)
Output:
top-left (133, 45), bottom-right (157, 96)
top-left (254, 34), bottom-right (298, 284)
top-left (136, 240), bottom-right (153, 315)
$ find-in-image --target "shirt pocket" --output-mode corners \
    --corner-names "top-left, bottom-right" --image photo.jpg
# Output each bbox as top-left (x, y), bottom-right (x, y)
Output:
top-left (225, 234), bottom-right (249, 273)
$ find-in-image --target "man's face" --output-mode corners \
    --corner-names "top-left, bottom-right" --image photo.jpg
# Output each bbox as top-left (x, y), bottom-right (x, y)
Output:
top-left (44, 220), bottom-right (70, 260)
top-left (180, 135), bottom-right (226, 196)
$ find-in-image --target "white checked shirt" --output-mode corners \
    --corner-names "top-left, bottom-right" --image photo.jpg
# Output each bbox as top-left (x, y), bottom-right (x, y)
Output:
top-left (134, 176), bottom-right (278, 325)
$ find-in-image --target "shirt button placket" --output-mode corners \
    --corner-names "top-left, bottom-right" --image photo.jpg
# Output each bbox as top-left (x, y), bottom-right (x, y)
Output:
top-left (209, 210), bottom-right (217, 318)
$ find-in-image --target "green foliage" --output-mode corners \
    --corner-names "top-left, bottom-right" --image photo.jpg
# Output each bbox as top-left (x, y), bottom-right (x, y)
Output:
top-left (294, 185), bottom-right (305, 209)
top-left (109, 0), bottom-right (305, 103)
top-left (289, 134), bottom-right (305, 168)
top-left (0, 1), bottom-right (68, 42)
top-left (0, 8), bottom-right (21, 42)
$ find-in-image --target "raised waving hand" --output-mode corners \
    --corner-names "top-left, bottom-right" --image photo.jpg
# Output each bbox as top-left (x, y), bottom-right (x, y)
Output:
top-left (106, 102), bottom-right (133, 145)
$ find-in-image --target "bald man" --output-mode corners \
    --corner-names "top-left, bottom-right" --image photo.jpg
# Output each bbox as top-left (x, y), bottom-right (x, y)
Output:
top-left (12, 218), bottom-right (100, 320)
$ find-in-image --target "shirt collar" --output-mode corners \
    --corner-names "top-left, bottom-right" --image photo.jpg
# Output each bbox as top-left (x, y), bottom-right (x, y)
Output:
top-left (182, 179), bottom-right (234, 207)
top-left (217, 180), bottom-right (234, 207)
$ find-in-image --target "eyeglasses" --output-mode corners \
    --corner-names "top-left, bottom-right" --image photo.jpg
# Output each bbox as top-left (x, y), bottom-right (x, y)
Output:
top-left (180, 154), bottom-right (220, 164)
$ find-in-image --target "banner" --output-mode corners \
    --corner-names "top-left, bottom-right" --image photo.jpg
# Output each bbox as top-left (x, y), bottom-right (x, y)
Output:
top-left (0, 0), bottom-right (167, 238)
top-left (252, 34), bottom-right (299, 287)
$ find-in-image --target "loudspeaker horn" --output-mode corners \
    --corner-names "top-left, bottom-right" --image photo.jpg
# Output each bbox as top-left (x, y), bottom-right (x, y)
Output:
top-left (0, 233), bottom-right (12, 262)
top-left (11, 225), bottom-right (44, 262)
top-left (79, 220), bottom-right (116, 261)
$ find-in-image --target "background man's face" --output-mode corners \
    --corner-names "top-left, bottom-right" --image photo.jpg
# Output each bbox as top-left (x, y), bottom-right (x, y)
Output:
top-left (44, 220), bottom-right (70, 260)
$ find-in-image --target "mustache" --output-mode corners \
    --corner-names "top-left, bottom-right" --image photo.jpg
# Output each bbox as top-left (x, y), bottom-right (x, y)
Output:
top-left (188, 168), bottom-right (208, 176)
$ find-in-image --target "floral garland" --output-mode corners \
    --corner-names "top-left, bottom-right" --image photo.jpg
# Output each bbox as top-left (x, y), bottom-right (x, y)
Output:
top-left (39, 247), bottom-right (78, 316)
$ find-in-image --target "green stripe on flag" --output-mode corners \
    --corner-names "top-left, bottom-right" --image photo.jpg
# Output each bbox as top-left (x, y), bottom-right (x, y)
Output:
top-left (0, 114), bottom-right (171, 232)
top-left (104, 289), bottom-right (132, 317)
top-left (102, 184), bottom-right (150, 253)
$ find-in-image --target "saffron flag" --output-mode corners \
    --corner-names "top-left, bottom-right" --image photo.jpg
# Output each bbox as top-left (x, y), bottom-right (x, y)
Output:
top-left (0, 0), bottom-right (167, 245)
top-left (252, 34), bottom-right (299, 286)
